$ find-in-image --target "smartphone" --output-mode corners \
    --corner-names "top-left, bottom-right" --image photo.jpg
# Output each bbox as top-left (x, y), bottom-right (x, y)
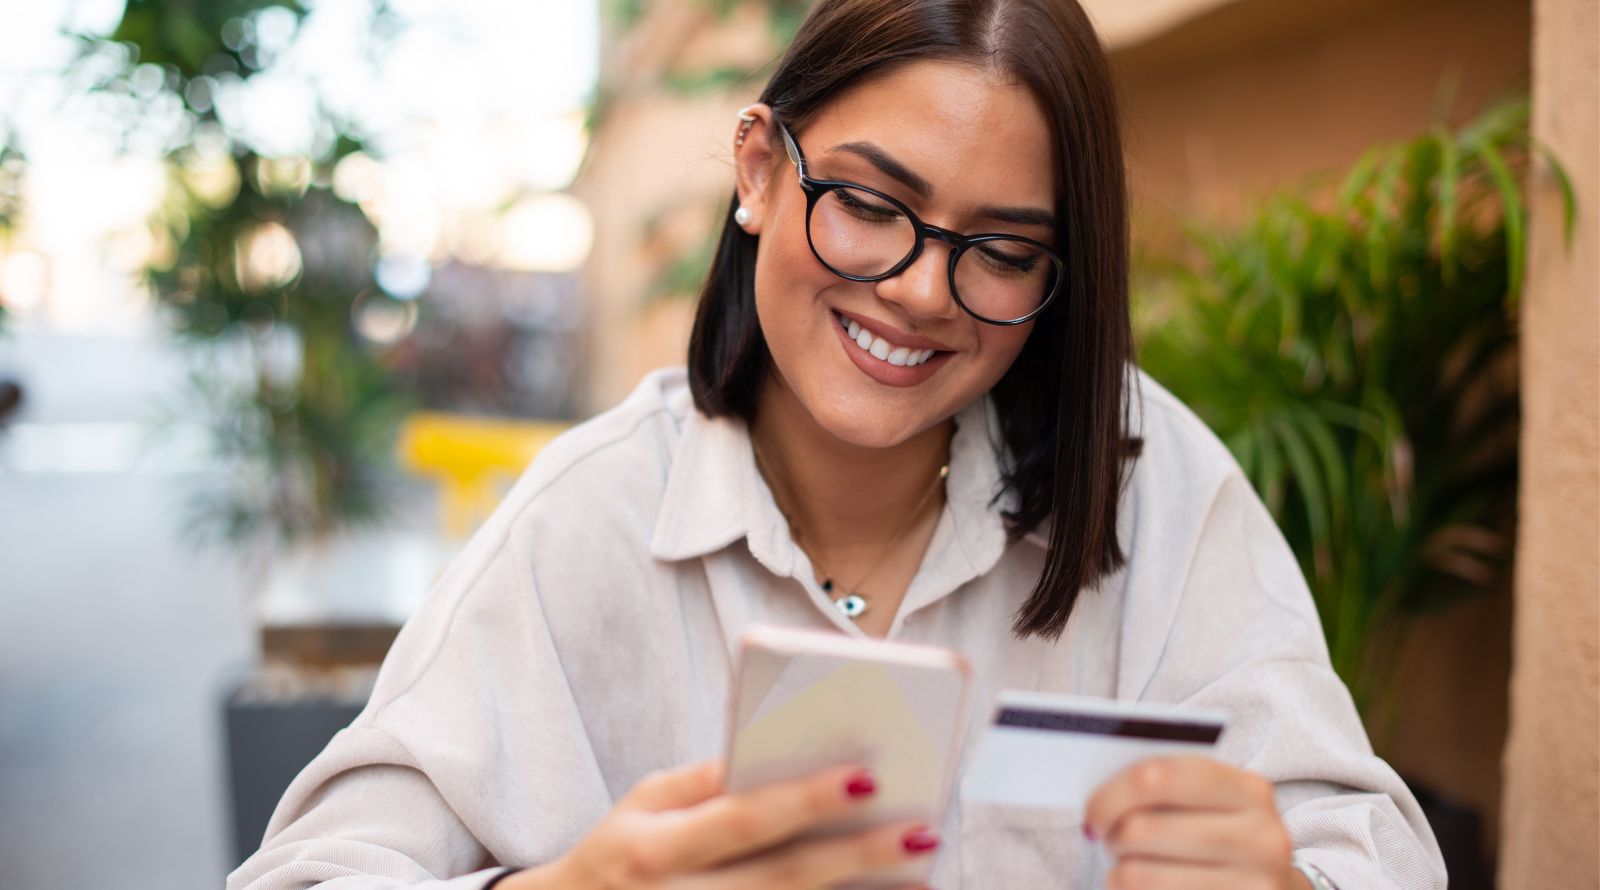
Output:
top-left (723, 623), bottom-right (974, 888)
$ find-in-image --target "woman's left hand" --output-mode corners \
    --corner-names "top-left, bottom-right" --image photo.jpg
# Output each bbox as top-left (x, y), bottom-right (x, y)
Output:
top-left (1083, 756), bottom-right (1311, 890)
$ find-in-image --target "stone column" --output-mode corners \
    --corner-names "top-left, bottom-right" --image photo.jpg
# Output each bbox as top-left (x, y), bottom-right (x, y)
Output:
top-left (1500, 0), bottom-right (1600, 885)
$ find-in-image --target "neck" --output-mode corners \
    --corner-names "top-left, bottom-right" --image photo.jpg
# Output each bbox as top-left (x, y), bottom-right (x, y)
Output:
top-left (750, 373), bottom-right (951, 560)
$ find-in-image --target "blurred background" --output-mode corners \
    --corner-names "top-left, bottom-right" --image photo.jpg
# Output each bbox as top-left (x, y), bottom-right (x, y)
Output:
top-left (0, 1), bottom-right (1592, 888)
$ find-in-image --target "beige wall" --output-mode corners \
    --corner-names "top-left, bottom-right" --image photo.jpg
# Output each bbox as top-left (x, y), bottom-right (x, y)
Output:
top-left (1113, 0), bottom-right (1530, 240)
top-left (576, 1), bottom-right (777, 412)
top-left (574, 91), bottom-right (742, 409)
top-left (1500, 0), bottom-right (1600, 885)
top-left (1081, 0), bottom-right (1241, 50)
top-left (1108, 0), bottom-right (1532, 851)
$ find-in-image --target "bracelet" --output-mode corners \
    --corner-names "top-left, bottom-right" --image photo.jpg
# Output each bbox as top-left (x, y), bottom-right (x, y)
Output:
top-left (1296, 860), bottom-right (1339, 890)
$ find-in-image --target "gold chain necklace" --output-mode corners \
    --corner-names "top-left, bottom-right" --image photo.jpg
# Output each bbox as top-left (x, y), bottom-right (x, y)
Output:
top-left (751, 438), bottom-right (949, 620)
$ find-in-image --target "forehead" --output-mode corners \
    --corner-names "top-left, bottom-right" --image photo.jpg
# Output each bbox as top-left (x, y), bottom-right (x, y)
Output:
top-left (800, 60), bottom-right (1057, 209)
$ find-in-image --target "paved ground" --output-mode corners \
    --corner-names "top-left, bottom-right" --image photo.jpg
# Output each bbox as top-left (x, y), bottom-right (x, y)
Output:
top-left (0, 471), bottom-right (253, 890)
top-left (0, 330), bottom-right (430, 889)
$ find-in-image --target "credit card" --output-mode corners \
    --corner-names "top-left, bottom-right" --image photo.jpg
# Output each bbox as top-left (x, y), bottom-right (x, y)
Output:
top-left (958, 690), bottom-right (1228, 814)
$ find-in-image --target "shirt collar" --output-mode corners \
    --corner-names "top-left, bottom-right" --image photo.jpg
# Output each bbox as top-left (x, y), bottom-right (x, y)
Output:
top-left (650, 395), bottom-right (1045, 574)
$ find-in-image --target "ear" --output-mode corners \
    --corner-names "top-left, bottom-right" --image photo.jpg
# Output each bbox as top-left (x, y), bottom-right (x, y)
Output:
top-left (732, 102), bottom-right (781, 236)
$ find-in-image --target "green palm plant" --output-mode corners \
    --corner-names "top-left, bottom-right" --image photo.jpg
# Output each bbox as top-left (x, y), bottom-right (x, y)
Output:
top-left (153, 167), bottom-right (411, 545)
top-left (91, 0), bottom-right (414, 546)
top-left (1135, 99), bottom-right (1575, 713)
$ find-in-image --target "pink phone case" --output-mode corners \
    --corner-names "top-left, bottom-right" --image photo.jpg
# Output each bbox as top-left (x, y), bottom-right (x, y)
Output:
top-left (723, 624), bottom-right (974, 888)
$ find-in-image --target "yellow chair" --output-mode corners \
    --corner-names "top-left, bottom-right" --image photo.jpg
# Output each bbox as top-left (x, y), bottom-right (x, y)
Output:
top-left (397, 412), bottom-right (570, 538)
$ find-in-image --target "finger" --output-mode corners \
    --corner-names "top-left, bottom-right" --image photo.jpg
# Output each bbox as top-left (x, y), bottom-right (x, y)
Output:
top-left (1085, 757), bottom-right (1276, 839)
top-left (1103, 807), bottom-right (1292, 870)
top-left (651, 762), bottom-right (875, 872)
top-left (622, 758), bottom-right (726, 811)
top-left (697, 820), bottom-right (941, 890)
top-left (1105, 858), bottom-right (1270, 890)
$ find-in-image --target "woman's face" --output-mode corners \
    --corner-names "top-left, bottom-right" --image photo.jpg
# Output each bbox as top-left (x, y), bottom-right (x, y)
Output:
top-left (735, 60), bottom-right (1056, 449)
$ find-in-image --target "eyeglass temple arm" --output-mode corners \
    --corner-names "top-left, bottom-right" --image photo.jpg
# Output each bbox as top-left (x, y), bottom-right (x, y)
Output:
top-left (777, 122), bottom-right (807, 180)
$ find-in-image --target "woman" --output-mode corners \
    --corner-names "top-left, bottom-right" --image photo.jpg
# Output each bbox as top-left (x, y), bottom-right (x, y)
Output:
top-left (230, 1), bottom-right (1445, 888)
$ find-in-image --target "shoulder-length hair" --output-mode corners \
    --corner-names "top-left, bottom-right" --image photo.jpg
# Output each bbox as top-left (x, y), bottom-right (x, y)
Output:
top-left (687, 0), bottom-right (1138, 640)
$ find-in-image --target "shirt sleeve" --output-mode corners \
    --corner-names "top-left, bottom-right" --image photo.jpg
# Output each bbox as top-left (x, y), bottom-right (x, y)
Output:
top-left (227, 502), bottom-right (616, 890)
top-left (1130, 470), bottom-right (1448, 890)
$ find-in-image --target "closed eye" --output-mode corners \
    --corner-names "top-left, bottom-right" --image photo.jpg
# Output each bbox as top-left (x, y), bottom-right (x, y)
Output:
top-left (835, 188), bottom-right (904, 223)
top-left (974, 242), bottom-right (1041, 274)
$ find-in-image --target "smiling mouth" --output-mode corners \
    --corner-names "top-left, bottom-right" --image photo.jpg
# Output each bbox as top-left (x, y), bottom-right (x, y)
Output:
top-left (833, 311), bottom-right (942, 367)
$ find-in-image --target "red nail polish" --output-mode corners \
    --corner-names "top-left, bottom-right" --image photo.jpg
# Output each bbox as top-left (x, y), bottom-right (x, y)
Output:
top-left (845, 771), bottom-right (876, 798)
top-left (903, 827), bottom-right (940, 853)
top-left (1082, 824), bottom-right (1098, 842)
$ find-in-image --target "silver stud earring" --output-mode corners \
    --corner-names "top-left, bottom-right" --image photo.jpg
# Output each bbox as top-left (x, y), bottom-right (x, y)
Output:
top-left (734, 206), bottom-right (753, 226)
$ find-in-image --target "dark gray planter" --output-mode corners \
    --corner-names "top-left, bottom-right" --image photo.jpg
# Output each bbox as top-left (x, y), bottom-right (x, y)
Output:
top-left (223, 676), bottom-right (368, 865)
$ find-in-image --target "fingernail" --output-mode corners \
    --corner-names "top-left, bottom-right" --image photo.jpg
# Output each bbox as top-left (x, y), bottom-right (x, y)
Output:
top-left (1082, 824), bottom-right (1098, 842)
top-left (844, 770), bottom-right (876, 798)
top-left (903, 826), bottom-right (941, 853)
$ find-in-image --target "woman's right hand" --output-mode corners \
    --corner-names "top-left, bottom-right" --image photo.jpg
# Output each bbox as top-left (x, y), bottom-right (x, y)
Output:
top-left (506, 757), bottom-right (939, 890)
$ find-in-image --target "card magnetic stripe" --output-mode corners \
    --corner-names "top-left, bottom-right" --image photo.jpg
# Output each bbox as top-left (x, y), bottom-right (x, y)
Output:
top-left (995, 707), bottom-right (1224, 744)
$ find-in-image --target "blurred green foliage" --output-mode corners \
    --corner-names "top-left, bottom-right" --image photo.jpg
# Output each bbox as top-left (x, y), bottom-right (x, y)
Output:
top-left (601, 0), bottom-right (808, 96)
top-left (108, 0), bottom-right (306, 80)
top-left (1135, 99), bottom-right (1575, 712)
top-left (604, 0), bottom-right (808, 40)
top-left (0, 145), bottom-right (17, 229)
top-left (0, 145), bottom-right (22, 333)
top-left (155, 169), bottom-right (411, 544)
top-left (95, 1), bottom-right (412, 545)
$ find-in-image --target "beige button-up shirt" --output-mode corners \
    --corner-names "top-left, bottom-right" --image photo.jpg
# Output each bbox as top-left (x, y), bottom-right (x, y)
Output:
top-left (229, 367), bottom-right (1445, 890)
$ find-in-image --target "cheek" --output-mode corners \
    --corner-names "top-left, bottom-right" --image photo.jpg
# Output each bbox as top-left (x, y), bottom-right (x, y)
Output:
top-left (970, 324), bottom-right (1033, 383)
top-left (752, 221), bottom-right (836, 339)
top-left (767, 207), bottom-right (831, 287)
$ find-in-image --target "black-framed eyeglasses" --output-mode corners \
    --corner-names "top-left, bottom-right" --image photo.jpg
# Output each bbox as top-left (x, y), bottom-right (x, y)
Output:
top-left (776, 120), bottom-right (1064, 326)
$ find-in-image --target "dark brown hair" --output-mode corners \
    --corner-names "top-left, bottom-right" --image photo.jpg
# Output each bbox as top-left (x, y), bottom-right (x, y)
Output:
top-left (687, 0), bottom-right (1138, 640)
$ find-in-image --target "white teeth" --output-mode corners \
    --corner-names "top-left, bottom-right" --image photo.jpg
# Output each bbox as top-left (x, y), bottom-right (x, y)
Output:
top-left (835, 311), bottom-right (940, 369)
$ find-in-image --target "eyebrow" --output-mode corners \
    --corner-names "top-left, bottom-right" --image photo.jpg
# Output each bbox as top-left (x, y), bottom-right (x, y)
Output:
top-left (831, 141), bottom-right (934, 197)
top-left (975, 205), bottom-right (1057, 228)
top-left (828, 140), bottom-right (1056, 230)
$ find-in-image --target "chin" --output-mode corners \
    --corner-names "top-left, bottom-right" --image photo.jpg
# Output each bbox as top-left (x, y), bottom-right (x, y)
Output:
top-left (802, 384), bottom-right (942, 450)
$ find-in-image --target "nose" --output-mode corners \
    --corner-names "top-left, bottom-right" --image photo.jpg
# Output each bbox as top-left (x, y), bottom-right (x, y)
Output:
top-left (871, 237), bottom-right (961, 322)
